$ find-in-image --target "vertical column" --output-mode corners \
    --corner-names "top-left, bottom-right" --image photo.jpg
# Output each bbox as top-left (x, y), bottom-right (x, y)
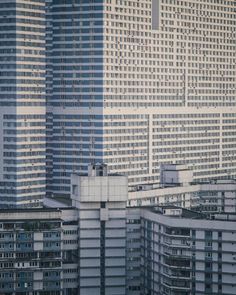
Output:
top-left (152, 0), bottom-right (160, 30)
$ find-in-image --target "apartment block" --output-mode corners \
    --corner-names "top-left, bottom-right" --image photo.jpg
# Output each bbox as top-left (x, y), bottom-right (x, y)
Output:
top-left (128, 164), bottom-right (236, 214)
top-left (0, 1), bottom-right (235, 205)
top-left (0, 207), bottom-right (78, 295)
top-left (141, 207), bottom-right (236, 295)
top-left (71, 164), bottom-right (128, 295)
top-left (45, 0), bottom-right (236, 198)
top-left (0, 164), bottom-right (236, 294)
top-left (0, 0), bottom-right (46, 208)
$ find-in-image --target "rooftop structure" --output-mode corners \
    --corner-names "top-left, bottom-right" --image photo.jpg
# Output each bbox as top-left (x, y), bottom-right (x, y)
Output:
top-left (128, 165), bottom-right (236, 214)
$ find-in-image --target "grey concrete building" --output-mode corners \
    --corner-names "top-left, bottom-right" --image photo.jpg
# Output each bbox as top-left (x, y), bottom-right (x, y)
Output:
top-left (71, 164), bottom-right (128, 295)
top-left (140, 207), bottom-right (236, 295)
top-left (1, 164), bottom-right (236, 294)
top-left (0, 0), bottom-right (46, 208)
top-left (0, 207), bottom-right (78, 295)
top-left (128, 164), bottom-right (236, 215)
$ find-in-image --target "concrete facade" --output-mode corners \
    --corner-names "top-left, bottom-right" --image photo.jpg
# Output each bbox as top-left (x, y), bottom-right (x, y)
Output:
top-left (0, 0), bottom-right (46, 208)
top-left (45, 0), bottom-right (236, 198)
top-left (0, 208), bottom-right (78, 295)
top-left (71, 164), bottom-right (128, 295)
top-left (1, 0), bottom-right (236, 204)
top-left (141, 207), bottom-right (236, 295)
top-left (1, 165), bottom-right (236, 294)
top-left (128, 179), bottom-right (236, 215)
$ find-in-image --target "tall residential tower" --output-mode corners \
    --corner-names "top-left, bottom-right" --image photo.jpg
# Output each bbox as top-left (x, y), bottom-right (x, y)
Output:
top-left (46, 0), bottom-right (236, 198)
top-left (0, 0), bottom-right (46, 207)
top-left (0, 0), bottom-right (235, 204)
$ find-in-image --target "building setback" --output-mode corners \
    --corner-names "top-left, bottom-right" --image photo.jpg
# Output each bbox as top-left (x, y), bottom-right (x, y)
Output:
top-left (128, 164), bottom-right (236, 215)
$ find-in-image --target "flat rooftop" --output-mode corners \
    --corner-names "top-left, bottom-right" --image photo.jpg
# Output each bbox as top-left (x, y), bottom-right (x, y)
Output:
top-left (150, 205), bottom-right (206, 219)
top-left (148, 205), bottom-right (236, 222)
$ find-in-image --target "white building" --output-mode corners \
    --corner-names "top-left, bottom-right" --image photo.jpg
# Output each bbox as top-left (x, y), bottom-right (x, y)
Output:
top-left (141, 207), bottom-right (236, 295)
top-left (45, 0), bottom-right (236, 198)
top-left (128, 164), bottom-right (236, 214)
top-left (71, 164), bottom-right (128, 295)
top-left (1, 1), bottom-right (236, 204)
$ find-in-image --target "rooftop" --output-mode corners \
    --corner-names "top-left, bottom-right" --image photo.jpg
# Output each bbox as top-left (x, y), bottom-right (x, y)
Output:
top-left (151, 205), bottom-right (206, 219)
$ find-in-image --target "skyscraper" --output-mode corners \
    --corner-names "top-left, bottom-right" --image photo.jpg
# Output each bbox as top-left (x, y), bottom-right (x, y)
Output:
top-left (0, 0), bottom-right (46, 207)
top-left (45, 0), bottom-right (104, 197)
top-left (0, 1), bottom-right (235, 205)
top-left (46, 0), bottom-right (236, 198)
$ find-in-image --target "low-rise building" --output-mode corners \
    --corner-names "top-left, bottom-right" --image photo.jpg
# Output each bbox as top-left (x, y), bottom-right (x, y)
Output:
top-left (141, 207), bottom-right (236, 295)
top-left (71, 163), bottom-right (128, 295)
top-left (128, 165), bottom-right (236, 215)
top-left (1, 164), bottom-right (236, 295)
top-left (0, 208), bottom-right (78, 295)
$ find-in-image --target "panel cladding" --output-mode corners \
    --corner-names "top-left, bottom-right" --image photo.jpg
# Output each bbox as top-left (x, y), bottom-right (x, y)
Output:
top-left (78, 203), bottom-right (127, 295)
top-left (46, 0), bottom-right (104, 198)
top-left (2, 1), bottom-right (235, 197)
top-left (140, 209), bottom-right (236, 295)
top-left (102, 0), bottom-right (236, 185)
top-left (44, 0), bottom-right (236, 196)
top-left (152, 0), bottom-right (160, 30)
top-left (0, 0), bottom-right (46, 208)
top-left (103, 0), bottom-right (236, 108)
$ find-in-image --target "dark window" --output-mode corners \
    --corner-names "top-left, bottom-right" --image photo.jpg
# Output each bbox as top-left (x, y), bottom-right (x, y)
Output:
top-left (101, 202), bottom-right (106, 208)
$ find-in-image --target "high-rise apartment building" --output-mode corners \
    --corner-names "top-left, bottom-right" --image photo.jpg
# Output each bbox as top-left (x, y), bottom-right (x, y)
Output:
top-left (45, 0), bottom-right (104, 197)
top-left (46, 0), bottom-right (236, 198)
top-left (0, 0), bottom-right (46, 207)
top-left (0, 1), bottom-right (235, 204)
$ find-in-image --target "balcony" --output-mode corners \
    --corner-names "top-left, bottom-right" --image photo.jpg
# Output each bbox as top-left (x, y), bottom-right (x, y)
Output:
top-left (16, 233), bottom-right (33, 242)
top-left (163, 259), bottom-right (191, 270)
top-left (43, 241), bottom-right (61, 251)
top-left (0, 276), bottom-right (14, 282)
top-left (162, 281), bottom-right (191, 291)
top-left (163, 250), bottom-right (191, 260)
top-left (16, 273), bottom-right (33, 283)
top-left (15, 243), bottom-right (33, 252)
top-left (164, 228), bottom-right (190, 238)
top-left (0, 234), bottom-right (14, 241)
top-left (0, 283), bottom-right (14, 292)
top-left (43, 281), bottom-right (61, 291)
top-left (163, 239), bottom-right (191, 248)
top-left (163, 270), bottom-right (191, 280)
top-left (43, 232), bottom-right (61, 241)
top-left (43, 271), bottom-right (61, 282)
top-left (15, 282), bottom-right (33, 292)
